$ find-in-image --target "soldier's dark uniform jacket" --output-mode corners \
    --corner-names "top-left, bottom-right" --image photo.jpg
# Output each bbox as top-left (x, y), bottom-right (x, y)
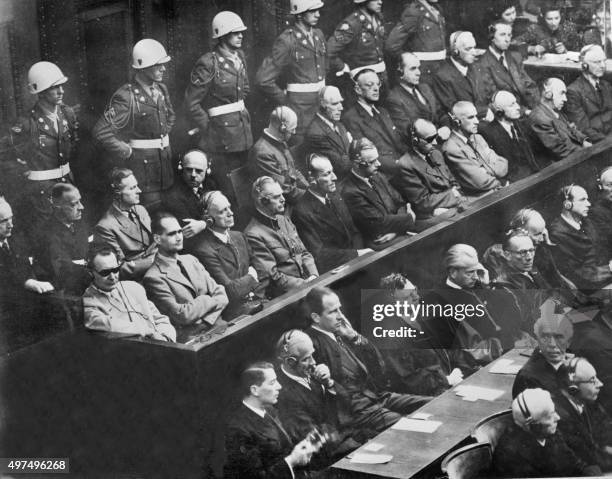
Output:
top-left (185, 46), bottom-right (253, 154)
top-left (256, 25), bottom-right (327, 136)
top-left (327, 9), bottom-right (386, 76)
top-left (92, 80), bottom-right (175, 194)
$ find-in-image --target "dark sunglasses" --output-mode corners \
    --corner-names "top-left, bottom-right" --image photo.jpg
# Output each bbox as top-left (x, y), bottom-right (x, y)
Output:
top-left (422, 134), bottom-right (437, 144)
top-left (94, 264), bottom-right (122, 277)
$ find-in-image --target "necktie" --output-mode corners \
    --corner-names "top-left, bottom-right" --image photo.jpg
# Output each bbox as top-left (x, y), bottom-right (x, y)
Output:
top-left (149, 85), bottom-right (160, 102)
top-left (499, 53), bottom-right (508, 71)
top-left (193, 186), bottom-right (204, 199)
top-left (335, 335), bottom-right (369, 373)
top-left (128, 209), bottom-right (138, 224)
top-left (510, 125), bottom-right (519, 142)
top-left (413, 87), bottom-right (427, 105)
top-left (67, 223), bottom-right (75, 234)
top-left (306, 30), bottom-right (314, 45)
top-left (0, 241), bottom-right (9, 255)
top-left (176, 258), bottom-right (191, 284)
top-left (264, 412), bottom-right (292, 443)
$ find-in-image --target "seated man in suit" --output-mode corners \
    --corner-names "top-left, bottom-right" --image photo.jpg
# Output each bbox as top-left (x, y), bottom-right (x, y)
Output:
top-left (93, 167), bottom-right (157, 280)
top-left (548, 184), bottom-right (612, 291)
top-left (385, 52), bottom-right (450, 146)
top-left (555, 357), bottom-right (612, 471)
top-left (305, 286), bottom-right (430, 435)
top-left (183, 191), bottom-right (264, 319)
top-left (479, 21), bottom-right (539, 111)
top-left (432, 31), bottom-right (494, 121)
top-left (393, 118), bottom-right (468, 219)
top-left (41, 183), bottom-right (90, 295)
top-left (293, 154), bottom-right (372, 273)
top-left (494, 388), bottom-right (599, 477)
top-left (224, 361), bottom-right (319, 479)
top-left (82, 244), bottom-right (176, 342)
top-left (480, 90), bottom-right (542, 180)
top-left (513, 306), bottom-right (573, 399)
top-left (566, 44), bottom-right (612, 143)
top-left (340, 138), bottom-right (417, 247)
top-left (342, 69), bottom-right (407, 176)
top-left (248, 106), bottom-right (308, 208)
top-left (590, 166), bottom-right (612, 259)
top-left (528, 78), bottom-right (591, 164)
top-left (442, 101), bottom-right (508, 195)
top-left (143, 212), bottom-right (228, 330)
top-left (161, 149), bottom-right (213, 239)
top-left (245, 177), bottom-right (318, 298)
top-left (304, 86), bottom-right (353, 179)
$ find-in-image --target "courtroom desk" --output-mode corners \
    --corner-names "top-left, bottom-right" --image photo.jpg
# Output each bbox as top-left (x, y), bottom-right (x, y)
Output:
top-left (332, 348), bottom-right (530, 479)
top-left (523, 56), bottom-right (612, 84)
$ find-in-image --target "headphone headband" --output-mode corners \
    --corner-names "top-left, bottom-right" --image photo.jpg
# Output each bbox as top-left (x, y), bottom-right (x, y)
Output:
top-left (517, 391), bottom-right (533, 424)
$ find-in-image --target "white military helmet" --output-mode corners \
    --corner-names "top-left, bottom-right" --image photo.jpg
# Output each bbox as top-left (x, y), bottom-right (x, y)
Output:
top-left (131, 39), bottom-right (171, 69)
top-left (27, 61), bottom-right (68, 94)
top-left (212, 11), bottom-right (247, 39)
top-left (290, 0), bottom-right (325, 15)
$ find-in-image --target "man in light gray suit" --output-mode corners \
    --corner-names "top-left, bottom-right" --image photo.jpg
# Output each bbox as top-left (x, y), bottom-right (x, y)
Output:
top-left (442, 101), bottom-right (508, 195)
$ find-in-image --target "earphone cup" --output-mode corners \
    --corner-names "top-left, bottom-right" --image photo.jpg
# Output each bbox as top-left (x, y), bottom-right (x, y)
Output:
top-left (568, 384), bottom-right (579, 394)
top-left (543, 90), bottom-right (553, 100)
top-left (563, 200), bottom-right (573, 210)
top-left (262, 197), bottom-right (271, 204)
top-left (581, 63), bottom-right (588, 71)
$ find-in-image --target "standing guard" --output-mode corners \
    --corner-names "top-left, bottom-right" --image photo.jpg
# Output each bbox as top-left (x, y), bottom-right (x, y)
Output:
top-left (185, 11), bottom-right (252, 200)
top-left (327, 0), bottom-right (386, 99)
top-left (14, 61), bottom-right (78, 238)
top-left (255, 0), bottom-right (327, 142)
top-left (93, 39), bottom-right (175, 210)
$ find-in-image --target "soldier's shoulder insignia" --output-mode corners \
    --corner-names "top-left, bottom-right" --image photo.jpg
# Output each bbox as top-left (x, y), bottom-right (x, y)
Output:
top-left (359, 14), bottom-right (365, 21)
top-left (340, 23), bottom-right (350, 31)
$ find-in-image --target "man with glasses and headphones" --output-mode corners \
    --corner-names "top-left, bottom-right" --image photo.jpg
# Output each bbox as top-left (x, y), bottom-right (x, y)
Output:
top-left (566, 44), bottom-right (612, 143)
top-left (82, 244), bottom-right (176, 342)
top-left (245, 176), bottom-right (318, 298)
top-left (494, 387), bottom-right (599, 477)
top-left (249, 106), bottom-right (309, 211)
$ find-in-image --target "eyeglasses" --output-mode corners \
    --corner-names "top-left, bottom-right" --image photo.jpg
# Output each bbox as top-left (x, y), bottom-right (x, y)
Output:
top-left (575, 377), bottom-right (600, 385)
top-left (94, 264), bottom-right (122, 277)
top-left (422, 134), bottom-right (437, 144)
top-left (509, 248), bottom-right (535, 257)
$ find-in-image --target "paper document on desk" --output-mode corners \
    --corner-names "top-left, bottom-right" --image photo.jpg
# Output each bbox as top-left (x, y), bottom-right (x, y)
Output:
top-left (350, 452), bottom-right (393, 464)
top-left (489, 358), bottom-right (522, 375)
top-left (391, 417), bottom-right (442, 433)
top-left (455, 385), bottom-right (504, 401)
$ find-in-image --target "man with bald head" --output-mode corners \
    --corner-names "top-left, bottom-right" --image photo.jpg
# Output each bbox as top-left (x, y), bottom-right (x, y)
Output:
top-left (566, 44), bottom-right (612, 143)
top-left (304, 86), bottom-right (353, 179)
top-left (480, 90), bottom-right (542, 180)
top-left (442, 101), bottom-right (508, 194)
top-left (293, 154), bottom-right (371, 273)
top-left (393, 118), bottom-right (467, 219)
top-left (249, 106), bottom-right (308, 208)
top-left (528, 77), bottom-right (591, 164)
top-left (386, 53), bottom-right (449, 147)
top-left (432, 31), bottom-right (492, 121)
top-left (342, 69), bottom-right (407, 177)
top-left (161, 149), bottom-right (212, 239)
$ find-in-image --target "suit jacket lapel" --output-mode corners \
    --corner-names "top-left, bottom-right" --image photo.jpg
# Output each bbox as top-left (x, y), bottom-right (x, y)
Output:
top-left (317, 116), bottom-right (345, 152)
top-left (157, 255), bottom-right (197, 293)
top-left (214, 234), bottom-right (239, 268)
top-left (111, 207), bottom-right (148, 244)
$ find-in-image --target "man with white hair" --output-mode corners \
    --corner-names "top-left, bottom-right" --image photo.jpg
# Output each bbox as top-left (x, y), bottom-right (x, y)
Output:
top-left (566, 44), bottom-right (612, 143)
top-left (528, 77), bottom-right (591, 164)
top-left (480, 90), bottom-right (542, 180)
top-left (432, 31), bottom-right (492, 121)
top-left (494, 388), bottom-right (600, 477)
top-left (304, 86), bottom-right (353, 179)
top-left (249, 106), bottom-right (309, 208)
top-left (442, 101), bottom-right (508, 194)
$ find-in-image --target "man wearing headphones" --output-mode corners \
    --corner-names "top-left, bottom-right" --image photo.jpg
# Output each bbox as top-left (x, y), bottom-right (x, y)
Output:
top-left (528, 77), bottom-right (591, 164)
top-left (479, 21), bottom-right (539, 111)
top-left (494, 388), bottom-right (600, 477)
top-left (480, 90), bottom-right (542, 181)
top-left (245, 177), bottom-right (318, 298)
top-left (547, 184), bottom-right (612, 291)
top-left (583, 2), bottom-right (612, 59)
top-left (256, 0), bottom-right (327, 143)
top-left (442, 101), bottom-right (508, 195)
top-left (566, 44), bottom-right (612, 143)
top-left (249, 106), bottom-right (309, 211)
top-left (589, 167), bottom-right (612, 259)
top-left (93, 39), bottom-right (175, 210)
top-left (161, 149), bottom-right (213, 239)
top-left (432, 31), bottom-right (493, 122)
top-left (293, 154), bottom-right (371, 273)
top-left (183, 190), bottom-right (265, 319)
top-left (83, 244), bottom-right (176, 342)
top-left (93, 167), bottom-right (157, 281)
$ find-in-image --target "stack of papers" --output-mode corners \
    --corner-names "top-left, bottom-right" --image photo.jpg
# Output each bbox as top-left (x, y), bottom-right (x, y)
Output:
top-left (455, 385), bottom-right (504, 402)
top-left (489, 358), bottom-right (522, 375)
top-left (391, 417), bottom-right (442, 433)
top-left (350, 452), bottom-right (393, 464)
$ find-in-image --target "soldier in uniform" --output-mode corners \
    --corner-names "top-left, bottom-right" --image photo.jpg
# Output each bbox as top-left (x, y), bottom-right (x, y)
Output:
top-left (184, 11), bottom-right (252, 202)
top-left (256, 0), bottom-right (327, 142)
top-left (327, 0), bottom-right (386, 101)
top-left (13, 61), bottom-right (78, 239)
top-left (385, 0), bottom-right (447, 85)
top-left (93, 39), bottom-right (175, 210)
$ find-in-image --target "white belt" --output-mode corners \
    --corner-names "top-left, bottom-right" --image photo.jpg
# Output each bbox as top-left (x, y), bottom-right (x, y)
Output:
top-left (28, 163), bottom-right (71, 181)
top-left (129, 135), bottom-right (170, 149)
top-left (207, 100), bottom-right (245, 117)
top-left (286, 80), bottom-right (325, 93)
top-left (413, 50), bottom-right (447, 61)
top-left (350, 61), bottom-right (386, 77)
